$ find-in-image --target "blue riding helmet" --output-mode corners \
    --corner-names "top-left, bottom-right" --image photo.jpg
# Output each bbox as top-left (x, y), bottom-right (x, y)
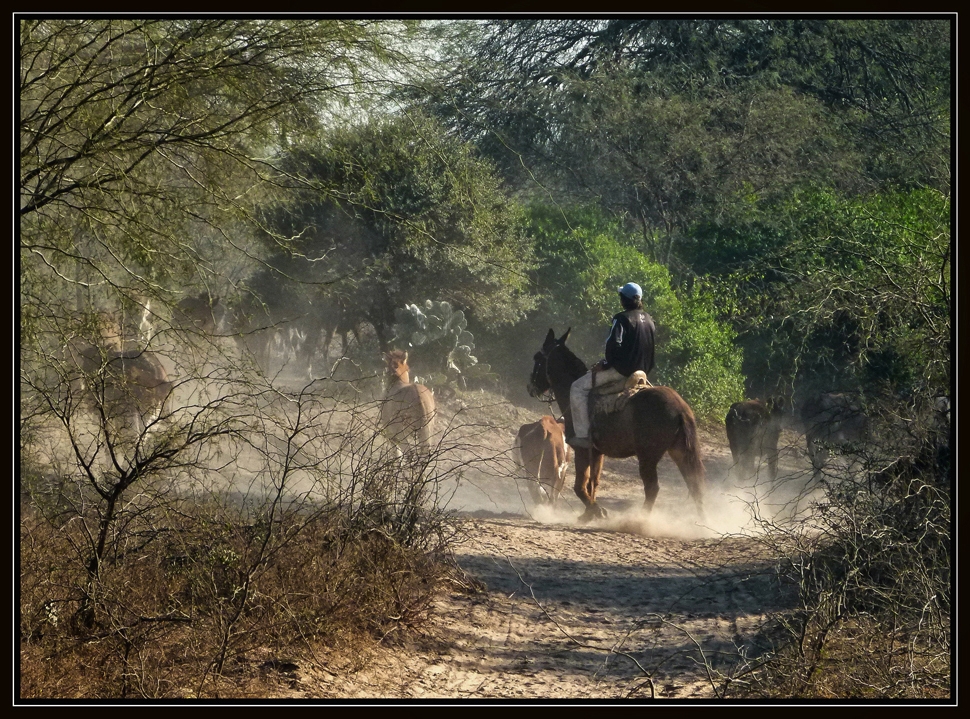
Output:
top-left (618, 282), bottom-right (642, 300)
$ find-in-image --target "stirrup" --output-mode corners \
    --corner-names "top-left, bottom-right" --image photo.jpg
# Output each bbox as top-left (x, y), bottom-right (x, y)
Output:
top-left (567, 435), bottom-right (592, 449)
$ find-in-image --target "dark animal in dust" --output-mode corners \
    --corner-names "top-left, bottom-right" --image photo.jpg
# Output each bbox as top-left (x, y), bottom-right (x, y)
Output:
top-left (725, 398), bottom-right (788, 483)
top-left (70, 342), bottom-right (173, 433)
top-left (223, 293), bottom-right (297, 375)
top-left (798, 392), bottom-right (870, 479)
top-left (527, 328), bottom-right (706, 523)
top-left (380, 350), bottom-right (436, 454)
top-left (320, 299), bottom-right (363, 362)
top-left (291, 306), bottom-right (362, 380)
top-left (514, 416), bottom-right (572, 505)
top-left (174, 293), bottom-right (222, 336)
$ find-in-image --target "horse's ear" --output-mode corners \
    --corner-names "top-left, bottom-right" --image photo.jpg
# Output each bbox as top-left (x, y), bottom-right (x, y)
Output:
top-left (558, 328), bottom-right (571, 345)
top-left (543, 328), bottom-right (556, 348)
top-left (403, 351), bottom-right (408, 363)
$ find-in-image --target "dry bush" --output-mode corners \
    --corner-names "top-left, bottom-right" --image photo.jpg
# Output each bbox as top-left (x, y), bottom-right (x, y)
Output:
top-left (734, 615), bottom-right (950, 699)
top-left (19, 335), bottom-right (467, 699)
top-left (724, 409), bottom-right (951, 700)
top-left (20, 463), bottom-right (457, 699)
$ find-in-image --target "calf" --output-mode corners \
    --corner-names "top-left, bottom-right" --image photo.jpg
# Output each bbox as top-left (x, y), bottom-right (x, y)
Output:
top-left (725, 398), bottom-right (788, 483)
top-left (380, 350), bottom-right (436, 456)
top-left (514, 416), bottom-right (572, 505)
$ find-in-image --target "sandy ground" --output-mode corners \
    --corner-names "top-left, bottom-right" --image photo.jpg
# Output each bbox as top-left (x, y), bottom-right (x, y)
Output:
top-left (262, 394), bottom-right (823, 703)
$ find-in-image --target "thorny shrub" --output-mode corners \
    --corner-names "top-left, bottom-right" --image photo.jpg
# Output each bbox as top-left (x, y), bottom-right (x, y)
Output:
top-left (725, 419), bottom-right (951, 699)
top-left (19, 382), bottom-right (466, 699)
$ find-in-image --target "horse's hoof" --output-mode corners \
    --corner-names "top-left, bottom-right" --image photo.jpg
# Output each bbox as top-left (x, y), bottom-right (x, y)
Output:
top-left (579, 504), bottom-right (608, 523)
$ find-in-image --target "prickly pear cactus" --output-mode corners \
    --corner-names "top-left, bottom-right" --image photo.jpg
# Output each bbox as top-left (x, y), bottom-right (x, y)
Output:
top-left (391, 300), bottom-right (491, 388)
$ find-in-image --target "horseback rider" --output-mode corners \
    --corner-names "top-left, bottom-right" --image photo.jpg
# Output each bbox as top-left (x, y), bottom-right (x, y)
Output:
top-left (566, 282), bottom-right (656, 449)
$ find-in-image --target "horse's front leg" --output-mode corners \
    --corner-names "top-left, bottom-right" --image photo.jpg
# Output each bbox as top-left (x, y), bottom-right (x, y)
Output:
top-left (574, 449), bottom-right (608, 523)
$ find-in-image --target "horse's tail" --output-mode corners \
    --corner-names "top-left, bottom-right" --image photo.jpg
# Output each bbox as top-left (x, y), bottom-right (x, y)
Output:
top-left (678, 408), bottom-right (707, 490)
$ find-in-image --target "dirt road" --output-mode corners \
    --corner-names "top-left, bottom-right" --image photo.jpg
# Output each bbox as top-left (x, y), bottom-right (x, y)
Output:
top-left (258, 392), bottom-right (821, 702)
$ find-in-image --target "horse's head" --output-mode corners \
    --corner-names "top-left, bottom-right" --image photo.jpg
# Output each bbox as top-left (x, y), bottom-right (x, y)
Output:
top-left (527, 328), bottom-right (573, 399)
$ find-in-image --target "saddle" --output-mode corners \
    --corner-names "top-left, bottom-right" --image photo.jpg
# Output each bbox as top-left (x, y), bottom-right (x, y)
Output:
top-left (590, 370), bottom-right (650, 417)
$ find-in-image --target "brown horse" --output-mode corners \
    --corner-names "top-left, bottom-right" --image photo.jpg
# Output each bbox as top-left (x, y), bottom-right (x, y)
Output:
top-left (514, 415), bottom-right (572, 505)
top-left (380, 350), bottom-right (436, 454)
top-left (527, 328), bottom-right (706, 522)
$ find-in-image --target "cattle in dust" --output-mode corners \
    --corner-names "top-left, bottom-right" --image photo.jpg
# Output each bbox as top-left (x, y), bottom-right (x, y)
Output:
top-left (68, 341), bottom-right (173, 435)
top-left (798, 392), bottom-right (870, 480)
top-left (725, 398), bottom-right (788, 483)
top-left (173, 293), bottom-right (223, 337)
top-left (379, 350), bottom-right (436, 455)
top-left (514, 415), bottom-right (572, 505)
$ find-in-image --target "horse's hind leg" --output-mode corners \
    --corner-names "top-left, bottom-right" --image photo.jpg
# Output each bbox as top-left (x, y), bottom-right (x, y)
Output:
top-left (637, 455), bottom-right (661, 513)
top-left (587, 452), bottom-right (605, 504)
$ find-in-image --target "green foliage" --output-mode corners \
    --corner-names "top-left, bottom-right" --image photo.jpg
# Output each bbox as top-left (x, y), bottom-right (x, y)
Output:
top-left (258, 110), bottom-right (536, 342)
top-left (563, 77), bottom-right (860, 264)
top-left (391, 300), bottom-right (491, 388)
top-left (725, 187), bottom-right (950, 402)
top-left (661, 285), bottom-right (746, 420)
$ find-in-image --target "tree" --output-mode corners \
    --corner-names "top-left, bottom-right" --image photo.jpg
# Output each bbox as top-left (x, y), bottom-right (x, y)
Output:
top-left (421, 18), bottom-right (950, 273)
top-left (19, 20), bottom-right (470, 695)
top-left (248, 110), bottom-right (536, 355)
top-left (20, 18), bottom-right (427, 346)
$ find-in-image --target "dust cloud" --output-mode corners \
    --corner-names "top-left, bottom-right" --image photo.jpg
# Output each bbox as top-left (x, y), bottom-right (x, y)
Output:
top-left (435, 422), bottom-right (829, 544)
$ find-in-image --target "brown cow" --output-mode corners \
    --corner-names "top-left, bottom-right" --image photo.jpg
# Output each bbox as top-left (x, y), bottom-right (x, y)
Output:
top-left (725, 398), bottom-right (788, 483)
top-left (514, 415), bottom-right (572, 505)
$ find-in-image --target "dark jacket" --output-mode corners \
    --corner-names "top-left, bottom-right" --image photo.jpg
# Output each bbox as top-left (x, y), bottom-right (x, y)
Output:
top-left (603, 309), bottom-right (655, 377)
